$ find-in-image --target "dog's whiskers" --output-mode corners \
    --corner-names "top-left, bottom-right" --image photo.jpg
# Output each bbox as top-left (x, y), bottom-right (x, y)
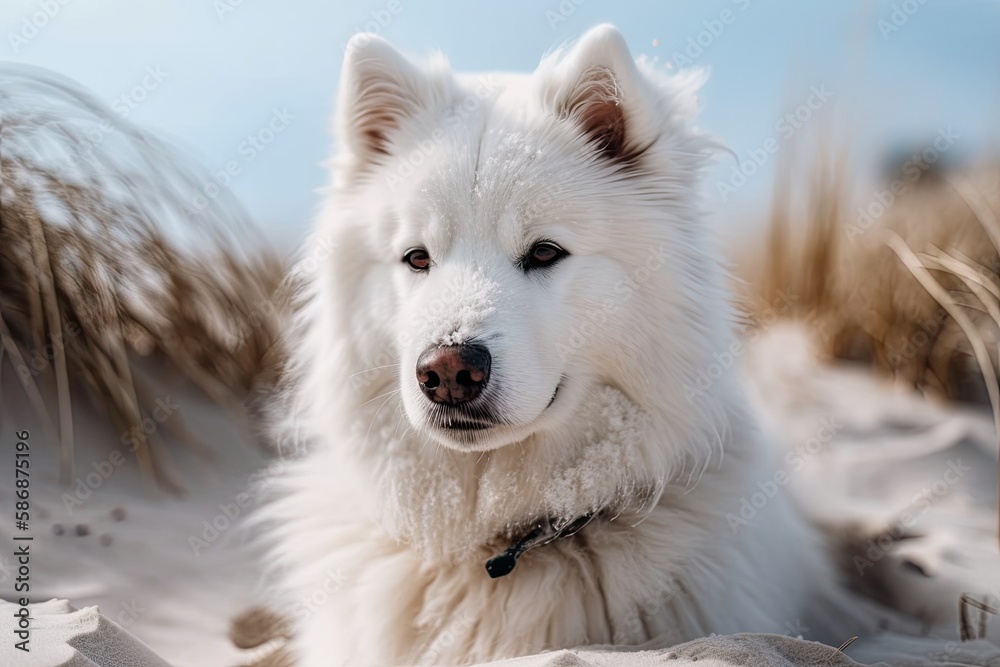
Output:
top-left (390, 401), bottom-right (408, 439)
top-left (357, 388), bottom-right (402, 409)
top-left (348, 362), bottom-right (401, 378)
top-left (366, 391), bottom-right (401, 443)
top-left (527, 368), bottom-right (603, 404)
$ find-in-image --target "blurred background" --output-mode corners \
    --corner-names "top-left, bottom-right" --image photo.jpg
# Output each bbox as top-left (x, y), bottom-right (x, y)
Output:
top-left (3, 0), bottom-right (998, 245)
top-left (2, 3), bottom-right (1000, 664)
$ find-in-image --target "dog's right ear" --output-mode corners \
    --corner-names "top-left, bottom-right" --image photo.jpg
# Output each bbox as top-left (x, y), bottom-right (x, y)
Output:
top-left (337, 34), bottom-right (442, 165)
top-left (544, 24), bottom-right (658, 167)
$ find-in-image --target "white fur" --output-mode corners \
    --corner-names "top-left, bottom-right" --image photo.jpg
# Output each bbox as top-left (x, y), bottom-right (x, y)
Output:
top-left (260, 25), bottom-right (877, 666)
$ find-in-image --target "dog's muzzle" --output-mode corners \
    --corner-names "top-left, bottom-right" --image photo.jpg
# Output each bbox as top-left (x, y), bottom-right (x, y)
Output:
top-left (416, 343), bottom-right (491, 406)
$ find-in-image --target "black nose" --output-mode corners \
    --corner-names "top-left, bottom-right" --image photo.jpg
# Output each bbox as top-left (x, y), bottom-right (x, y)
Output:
top-left (416, 344), bottom-right (491, 405)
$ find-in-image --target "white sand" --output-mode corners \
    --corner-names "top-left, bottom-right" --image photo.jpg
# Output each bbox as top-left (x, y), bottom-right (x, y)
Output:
top-left (1, 323), bottom-right (998, 666)
top-left (0, 369), bottom-right (268, 666)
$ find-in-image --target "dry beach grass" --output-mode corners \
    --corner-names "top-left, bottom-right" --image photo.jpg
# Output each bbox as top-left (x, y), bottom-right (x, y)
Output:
top-left (0, 64), bottom-right (287, 491)
top-left (2, 62), bottom-right (998, 490)
top-left (736, 138), bottom-right (1000, 413)
top-left (2, 64), bottom-right (1000, 665)
top-left (734, 132), bottom-right (1000, 551)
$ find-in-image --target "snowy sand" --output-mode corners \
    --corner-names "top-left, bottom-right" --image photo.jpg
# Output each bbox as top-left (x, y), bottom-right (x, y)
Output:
top-left (1, 323), bottom-right (999, 666)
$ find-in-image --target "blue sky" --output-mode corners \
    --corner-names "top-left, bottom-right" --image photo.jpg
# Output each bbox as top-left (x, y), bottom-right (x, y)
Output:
top-left (3, 0), bottom-right (998, 246)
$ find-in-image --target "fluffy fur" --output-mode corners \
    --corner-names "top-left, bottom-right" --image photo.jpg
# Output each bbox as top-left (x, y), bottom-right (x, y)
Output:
top-left (259, 25), bottom-right (878, 666)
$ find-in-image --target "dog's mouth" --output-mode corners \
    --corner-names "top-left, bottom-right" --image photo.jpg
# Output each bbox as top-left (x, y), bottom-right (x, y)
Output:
top-left (442, 419), bottom-right (493, 431)
top-left (485, 513), bottom-right (594, 578)
top-left (433, 378), bottom-right (565, 434)
top-left (430, 403), bottom-right (500, 432)
top-left (546, 381), bottom-right (561, 408)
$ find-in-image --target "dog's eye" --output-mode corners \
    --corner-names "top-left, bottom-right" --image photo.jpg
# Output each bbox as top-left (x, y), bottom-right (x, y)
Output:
top-left (403, 248), bottom-right (431, 272)
top-left (521, 241), bottom-right (568, 271)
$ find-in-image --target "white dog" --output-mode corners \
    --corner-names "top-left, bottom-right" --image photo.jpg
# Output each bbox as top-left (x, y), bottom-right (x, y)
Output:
top-left (259, 24), bottom-right (880, 666)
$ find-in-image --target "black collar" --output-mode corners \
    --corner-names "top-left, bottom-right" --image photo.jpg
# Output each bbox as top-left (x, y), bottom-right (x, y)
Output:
top-left (485, 513), bottom-right (594, 578)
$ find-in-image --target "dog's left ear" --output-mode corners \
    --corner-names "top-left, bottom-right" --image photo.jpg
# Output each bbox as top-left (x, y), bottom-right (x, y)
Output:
top-left (546, 25), bottom-right (655, 164)
top-left (337, 33), bottom-right (446, 166)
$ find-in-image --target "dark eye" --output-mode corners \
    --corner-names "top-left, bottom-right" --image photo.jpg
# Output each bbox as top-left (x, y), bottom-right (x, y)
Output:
top-left (521, 241), bottom-right (568, 271)
top-left (403, 248), bottom-right (431, 272)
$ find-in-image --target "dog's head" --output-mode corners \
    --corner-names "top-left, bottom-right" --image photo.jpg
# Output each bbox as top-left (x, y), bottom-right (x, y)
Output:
top-left (313, 25), bottom-right (733, 465)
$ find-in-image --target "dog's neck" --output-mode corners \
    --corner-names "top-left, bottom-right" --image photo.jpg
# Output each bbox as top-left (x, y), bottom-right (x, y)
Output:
top-left (485, 513), bottom-right (595, 578)
top-left (351, 383), bottom-right (724, 564)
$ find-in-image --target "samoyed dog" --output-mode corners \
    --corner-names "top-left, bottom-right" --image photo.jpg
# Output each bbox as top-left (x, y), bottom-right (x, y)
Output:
top-left (260, 24), bottom-right (878, 666)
